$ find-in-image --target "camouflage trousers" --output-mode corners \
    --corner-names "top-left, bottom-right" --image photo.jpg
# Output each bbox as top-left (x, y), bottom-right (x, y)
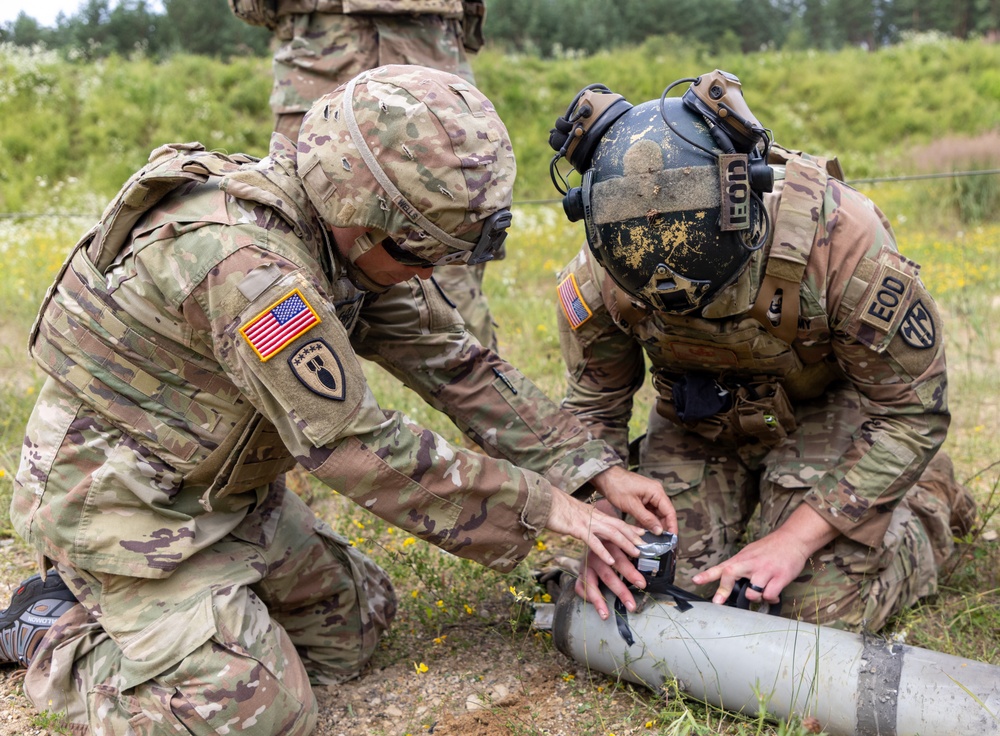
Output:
top-left (270, 13), bottom-right (473, 128)
top-left (636, 384), bottom-right (972, 632)
top-left (23, 490), bottom-right (396, 736)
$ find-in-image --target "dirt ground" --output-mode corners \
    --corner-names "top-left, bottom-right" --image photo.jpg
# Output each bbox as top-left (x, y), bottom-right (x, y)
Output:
top-left (0, 538), bottom-right (660, 736)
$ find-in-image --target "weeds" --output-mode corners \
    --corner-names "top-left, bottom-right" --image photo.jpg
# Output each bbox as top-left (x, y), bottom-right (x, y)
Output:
top-left (0, 44), bottom-right (997, 735)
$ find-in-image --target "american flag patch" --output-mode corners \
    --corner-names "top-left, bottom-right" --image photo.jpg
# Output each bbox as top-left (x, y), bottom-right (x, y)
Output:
top-left (240, 289), bottom-right (321, 361)
top-left (557, 273), bottom-right (592, 329)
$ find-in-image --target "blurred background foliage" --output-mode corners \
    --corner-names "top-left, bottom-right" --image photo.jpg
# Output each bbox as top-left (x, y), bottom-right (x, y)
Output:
top-left (3, 0), bottom-right (1000, 60)
top-left (2, 33), bottom-right (1000, 215)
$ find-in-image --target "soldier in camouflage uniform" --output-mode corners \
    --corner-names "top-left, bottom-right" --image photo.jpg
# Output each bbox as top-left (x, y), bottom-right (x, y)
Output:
top-left (2, 66), bottom-right (674, 735)
top-left (548, 71), bottom-right (976, 631)
top-left (229, 0), bottom-right (498, 350)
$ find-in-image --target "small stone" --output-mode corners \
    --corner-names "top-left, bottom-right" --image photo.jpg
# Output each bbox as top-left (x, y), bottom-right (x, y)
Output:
top-left (466, 694), bottom-right (486, 711)
top-left (385, 705), bottom-right (403, 718)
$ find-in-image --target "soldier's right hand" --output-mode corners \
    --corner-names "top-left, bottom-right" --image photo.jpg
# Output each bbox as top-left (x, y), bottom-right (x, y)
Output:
top-left (590, 465), bottom-right (677, 536)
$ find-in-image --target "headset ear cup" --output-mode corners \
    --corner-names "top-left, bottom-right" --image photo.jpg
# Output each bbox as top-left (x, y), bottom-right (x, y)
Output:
top-left (562, 187), bottom-right (585, 222)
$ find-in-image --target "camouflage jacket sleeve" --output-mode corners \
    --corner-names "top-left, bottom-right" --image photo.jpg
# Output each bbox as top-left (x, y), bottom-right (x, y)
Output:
top-left (555, 245), bottom-right (647, 461)
top-left (349, 274), bottom-right (622, 496)
top-left (155, 234), bottom-right (568, 572)
top-left (801, 180), bottom-right (950, 547)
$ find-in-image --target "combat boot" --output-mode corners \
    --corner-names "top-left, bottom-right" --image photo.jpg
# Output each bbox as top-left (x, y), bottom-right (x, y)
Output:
top-left (0, 571), bottom-right (78, 668)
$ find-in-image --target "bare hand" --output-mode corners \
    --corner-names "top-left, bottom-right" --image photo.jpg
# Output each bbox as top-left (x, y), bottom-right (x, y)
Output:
top-left (590, 465), bottom-right (677, 536)
top-left (691, 504), bottom-right (838, 605)
top-left (569, 499), bottom-right (649, 620)
top-left (546, 489), bottom-right (645, 571)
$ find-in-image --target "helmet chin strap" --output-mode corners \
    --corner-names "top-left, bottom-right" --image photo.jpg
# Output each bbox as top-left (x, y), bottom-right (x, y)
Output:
top-left (320, 224), bottom-right (393, 294)
top-left (344, 233), bottom-right (392, 293)
top-left (343, 259), bottom-right (392, 294)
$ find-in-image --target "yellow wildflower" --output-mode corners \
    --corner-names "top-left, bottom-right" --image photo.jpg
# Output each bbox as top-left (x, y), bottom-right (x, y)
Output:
top-left (413, 662), bottom-right (428, 674)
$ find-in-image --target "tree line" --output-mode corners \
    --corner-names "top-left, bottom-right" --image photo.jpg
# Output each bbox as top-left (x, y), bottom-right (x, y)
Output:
top-left (2, 0), bottom-right (999, 60)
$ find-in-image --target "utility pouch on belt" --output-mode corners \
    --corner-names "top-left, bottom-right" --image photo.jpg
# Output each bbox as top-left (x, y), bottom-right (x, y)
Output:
top-left (731, 380), bottom-right (797, 443)
top-left (655, 372), bottom-right (797, 447)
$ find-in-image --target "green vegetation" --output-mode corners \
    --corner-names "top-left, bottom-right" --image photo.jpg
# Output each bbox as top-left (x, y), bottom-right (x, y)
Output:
top-left (4, 0), bottom-right (999, 60)
top-left (0, 38), bottom-right (998, 736)
top-left (3, 36), bottom-right (1000, 210)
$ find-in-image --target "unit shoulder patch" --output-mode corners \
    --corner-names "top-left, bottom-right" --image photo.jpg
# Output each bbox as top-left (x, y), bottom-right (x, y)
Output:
top-left (240, 288), bottom-right (321, 361)
top-left (288, 339), bottom-right (347, 400)
top-left (898, 299), bottom-right (936, 350)
top-left (859, 264), bottom-right (912, 334)
top-left (557, 273), bottom-right (593, 329)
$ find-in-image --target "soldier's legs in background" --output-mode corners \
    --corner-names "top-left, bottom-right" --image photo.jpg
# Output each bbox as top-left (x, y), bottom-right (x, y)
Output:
top-left (636, 408), bottom-right (757, 598)
top-left (757, 386), bottom-right (953, 631)
top-left (270, 13), bottom-right (472, 145)
top-left (432, 264), bottom-right (498, 352)
top-left (23, 490), bottom-right (395, 734)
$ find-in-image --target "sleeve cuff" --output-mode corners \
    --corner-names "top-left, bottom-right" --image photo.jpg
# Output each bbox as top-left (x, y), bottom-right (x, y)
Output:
top-left (519, 476), bottom-right (553, 536)
top-left (538, 439), bottom-right (622, 497)
top-left (803, 489), bottom-right (893, 548)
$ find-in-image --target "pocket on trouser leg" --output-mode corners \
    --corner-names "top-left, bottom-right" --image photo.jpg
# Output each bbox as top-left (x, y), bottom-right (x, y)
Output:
top-left (782, 505), bottom-right (936, 632)
top-left (300, 519), bottom-right (397, 685)
top-left (88, 643), bottom-right (317, 736)
top-left (87, 592), bottom-right (317, 736)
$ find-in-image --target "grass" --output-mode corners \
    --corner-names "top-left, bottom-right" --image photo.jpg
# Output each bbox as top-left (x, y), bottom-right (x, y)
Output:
top-left (0, 173), bottom-right (998, 736)
top-left (0, 42), bottom-right (999, 735)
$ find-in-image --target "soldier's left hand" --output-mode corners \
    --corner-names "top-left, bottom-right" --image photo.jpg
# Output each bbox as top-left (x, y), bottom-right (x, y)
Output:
top-left (691, 504), bottom-right (838, 605)
top-left (590, 465), bottom-right (677, 536)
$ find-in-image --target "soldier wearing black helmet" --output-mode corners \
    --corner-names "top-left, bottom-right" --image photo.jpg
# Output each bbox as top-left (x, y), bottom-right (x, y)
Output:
top-left (549, 71), bottom-right (976, 629)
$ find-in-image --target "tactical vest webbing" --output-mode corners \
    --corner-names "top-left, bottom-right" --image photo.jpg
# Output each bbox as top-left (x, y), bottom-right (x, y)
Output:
top-left (30, 143), bottom-right (297, 506)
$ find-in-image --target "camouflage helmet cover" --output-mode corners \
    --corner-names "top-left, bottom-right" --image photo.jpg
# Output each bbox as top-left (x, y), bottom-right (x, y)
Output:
top-left (296, 64), bottom-right (515, 265)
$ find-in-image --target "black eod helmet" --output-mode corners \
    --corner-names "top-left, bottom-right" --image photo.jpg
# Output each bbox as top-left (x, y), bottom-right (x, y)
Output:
top-left (549, 71), bottom-right (774, 314)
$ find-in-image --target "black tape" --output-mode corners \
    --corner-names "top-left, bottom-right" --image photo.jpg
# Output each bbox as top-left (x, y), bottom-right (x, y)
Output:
top-left (856, 636), bottom-right (903, 736)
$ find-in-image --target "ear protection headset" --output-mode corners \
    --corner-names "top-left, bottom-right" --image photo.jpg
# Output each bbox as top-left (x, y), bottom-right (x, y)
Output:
top-left (548, 84), bottom-right (633, 223)
top-left (548, 71), bottom-right (776, 254)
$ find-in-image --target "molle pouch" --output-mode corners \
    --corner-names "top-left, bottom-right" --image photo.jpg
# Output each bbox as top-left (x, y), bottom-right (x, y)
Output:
top-left (733, 380), bottom-right (797, 446)
top-left (461, 0), bottom-right (486, 51)
top-left (228, 0), bottom-right (279, 29)
top-left (342, 0), bottom-right (463, 15)
top-left (652, 371), bottom-right (727, 442)
top-left (188, 411), bottom-right (297, 513)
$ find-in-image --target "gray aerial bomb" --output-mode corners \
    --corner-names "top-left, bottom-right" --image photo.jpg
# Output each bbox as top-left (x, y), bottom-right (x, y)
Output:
top-left (554, 587), bottom-right (1000, 736)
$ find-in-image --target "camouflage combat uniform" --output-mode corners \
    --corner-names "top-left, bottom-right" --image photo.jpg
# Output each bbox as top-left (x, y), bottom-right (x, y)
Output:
top-left (556, 149), bottom-right (974, 631)
top-left (12, 128), bottom-right (619, 734)
top-left (230, 0), bottom-right (496, 349)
